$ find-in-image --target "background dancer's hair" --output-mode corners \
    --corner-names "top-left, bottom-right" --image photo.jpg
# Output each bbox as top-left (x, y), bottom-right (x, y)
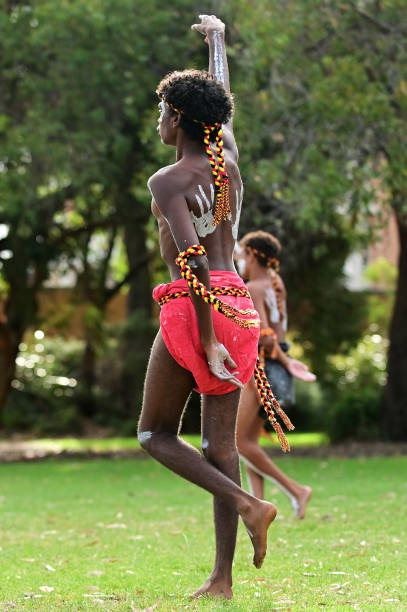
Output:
top-left (240, 231), bottom-right (282, 269)
top-left (156, 69), bottom-right (233, 143)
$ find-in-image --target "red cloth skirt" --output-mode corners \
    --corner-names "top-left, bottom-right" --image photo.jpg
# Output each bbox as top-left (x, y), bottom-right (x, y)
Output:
top-left (152, 271), bottom-right (260, 395)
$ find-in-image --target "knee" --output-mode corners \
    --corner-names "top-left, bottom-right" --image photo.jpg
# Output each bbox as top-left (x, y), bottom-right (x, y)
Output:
top-left (237, 438), bottom-right (258, 461)
top-left (138, 429), bottom-right (177, 456)
top-left (236, 434), bottom-right (250, 456)
top-left (137, 429), bottom-right (154, 453)
top-left (236, 427), bottom-right (259, 457)
top-left (201, 437), bottom-right (238, 468)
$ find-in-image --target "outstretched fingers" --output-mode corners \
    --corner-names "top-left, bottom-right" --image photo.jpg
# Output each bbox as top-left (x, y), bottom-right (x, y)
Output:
top-left (208, 363), bottom-right (243, 389)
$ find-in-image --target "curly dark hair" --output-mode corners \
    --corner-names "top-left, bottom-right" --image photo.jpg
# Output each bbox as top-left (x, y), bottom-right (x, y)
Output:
top-left (156, 69), bottom-right (234, 142)
top-left (240, 230), bottom-right (282, 267)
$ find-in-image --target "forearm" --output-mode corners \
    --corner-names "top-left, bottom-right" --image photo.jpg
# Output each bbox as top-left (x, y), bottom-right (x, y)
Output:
top-left (208, 30), bottom-right (230, 92)
top-left (188, 258), bottom-right (217, 347)
top-left (275, 344), bottom-right (290, 369)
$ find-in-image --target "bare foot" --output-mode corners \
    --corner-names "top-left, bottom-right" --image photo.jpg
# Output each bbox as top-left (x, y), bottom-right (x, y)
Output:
top-left (294, 486), bottom-right (312, 520)
top-left (190, 576), bottom-right (232, 600)
top-left (241, 499), bottom-right (277, 569)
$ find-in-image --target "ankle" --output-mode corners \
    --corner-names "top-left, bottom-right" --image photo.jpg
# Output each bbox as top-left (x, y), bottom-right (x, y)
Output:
top-left (236, 495), bottom-right (253, 517)
top-left (211, 570), bottom-right (232, 586)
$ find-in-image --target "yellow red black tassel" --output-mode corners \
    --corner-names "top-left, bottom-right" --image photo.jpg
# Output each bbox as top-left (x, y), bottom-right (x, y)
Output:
top-left (163, 99), bottom-right (230, 227)
top-left (174, 245), bottom-right (295, 453)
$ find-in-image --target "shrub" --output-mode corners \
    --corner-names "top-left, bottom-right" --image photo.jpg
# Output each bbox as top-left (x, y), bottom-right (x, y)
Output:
top-left (323, 328), bottom-right (387, 442)
top-left (4, 335), bottom-right (84, 434)
top-left (3, 310), bottom-right (158, 436)
top-left (290, 378), bottom-right (326, 432)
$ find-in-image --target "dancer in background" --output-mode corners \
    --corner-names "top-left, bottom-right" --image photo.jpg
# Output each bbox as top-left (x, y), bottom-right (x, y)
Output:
top-left (236, 231), bottom-right (316, 518)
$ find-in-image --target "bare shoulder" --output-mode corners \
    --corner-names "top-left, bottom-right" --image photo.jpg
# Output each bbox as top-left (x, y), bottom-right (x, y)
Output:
top-left (246, 279), bottom-right (266, 297)
top-left (276, 273), bottom-right (287, 294)
top-left (147, 163), bottom-right (187, 209)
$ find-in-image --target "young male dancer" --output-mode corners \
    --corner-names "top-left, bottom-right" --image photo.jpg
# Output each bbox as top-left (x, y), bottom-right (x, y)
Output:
top-left (138, 16), bottom-right (280, 600)
top-left (236, 231), bottom-right (315, 519)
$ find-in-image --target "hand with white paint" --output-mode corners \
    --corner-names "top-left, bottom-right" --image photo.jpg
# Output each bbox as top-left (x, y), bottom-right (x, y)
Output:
top-left (191, 15), bottom-right (225, 43)
top-left (205, 341), bottom-right (243, 390)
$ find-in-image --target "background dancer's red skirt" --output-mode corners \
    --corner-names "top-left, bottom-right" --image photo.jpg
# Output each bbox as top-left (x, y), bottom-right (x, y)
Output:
top-left (153, 271), bottom-right (260, 395)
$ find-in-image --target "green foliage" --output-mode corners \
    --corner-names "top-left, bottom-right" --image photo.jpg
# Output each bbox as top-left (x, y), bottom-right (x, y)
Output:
top-left (1, 0), bottom-right (406, 436)
top-left (323, 330), bottom-right (388, 441)
top-left (367, 293), bottom-right (395, 334)
top-left (3, 335), bottom-right (83, 434)
top-left (329, 330), bottom-right (388, 389)
top-left (220, 0), bottom-right (406, 425)
top-left (3, 311), bottom-right (159, 435)
top-left (290, 378), bottom-right (326, 433)
top-left (325, 387), bottom-right (383, 443)
top-left (364, 256), bottom-right (397, 290)
top-left (0, 0), bottom-right (207, 412)
top-left (215, 0), bottom-right (406, 392)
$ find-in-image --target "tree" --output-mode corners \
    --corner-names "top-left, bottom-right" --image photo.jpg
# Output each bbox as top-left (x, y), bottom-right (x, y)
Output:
top-left (222, 0), bottom-right (407, 438)
top-left (0, 0), bottom-right (206, 414)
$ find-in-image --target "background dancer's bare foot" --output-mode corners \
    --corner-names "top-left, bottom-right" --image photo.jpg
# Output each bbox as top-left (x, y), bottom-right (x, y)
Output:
top-left (241, 499), bottom-right (277, 568)
top-left (190, 575), bottom-right (232, 599)
top-left (294, 486), bottom-right (312, 519)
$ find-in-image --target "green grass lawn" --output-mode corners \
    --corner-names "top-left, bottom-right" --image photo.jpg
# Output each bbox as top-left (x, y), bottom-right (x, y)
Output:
top-left (0, 454), bottom-right (406, 610)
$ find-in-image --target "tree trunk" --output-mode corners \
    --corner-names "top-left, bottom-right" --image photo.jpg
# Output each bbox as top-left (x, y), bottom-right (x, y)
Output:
top-left (123, 218), bottom-right (152, 316)
top-left (0, 256), bottom-right (47, 416)
top-left (383, 213), bottom-right (407, 440)
top-left (81, 338), bottom-right (96, 394)
top-left (121, 211), bottom-right (154, 421)
top-left (0, 324), bottom-right (20, 411)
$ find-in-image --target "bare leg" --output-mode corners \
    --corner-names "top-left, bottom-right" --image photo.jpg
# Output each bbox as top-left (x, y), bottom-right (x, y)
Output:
top-left (138, 331), bottom-right (277, 584)
top-left (246, 465), bottom-right (264, 499)
top-left (237, 377), bottom-right (312, 519)
top-left (191, 389), bottom-right (241, 598)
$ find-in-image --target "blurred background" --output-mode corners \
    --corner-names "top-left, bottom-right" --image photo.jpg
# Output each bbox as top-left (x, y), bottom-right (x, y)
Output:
top-left (0, 0), bottom-right (405, 444)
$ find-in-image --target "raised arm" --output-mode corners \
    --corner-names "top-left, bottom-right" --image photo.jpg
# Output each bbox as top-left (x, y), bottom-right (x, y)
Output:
top-left (191, 15), bottom-right (230, 92)
top-left (191, 15), bottom-right (237, 156)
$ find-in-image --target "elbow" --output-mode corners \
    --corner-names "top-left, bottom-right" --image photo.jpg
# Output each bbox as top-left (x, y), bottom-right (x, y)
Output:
top-left (188, 254), bottom-right (209, 271)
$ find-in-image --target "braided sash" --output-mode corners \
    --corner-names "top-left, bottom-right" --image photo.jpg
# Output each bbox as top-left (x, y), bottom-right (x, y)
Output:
top-left (159, 286), bottom-right (250, 306)
top-left (163, 100), bottom-right (230, 225)
top-left (174, 244), bottom-right (295, 451)
top-left (175, 245), bottom-right (259, 329)
top-left (248, 246), bottom-right (280, 273)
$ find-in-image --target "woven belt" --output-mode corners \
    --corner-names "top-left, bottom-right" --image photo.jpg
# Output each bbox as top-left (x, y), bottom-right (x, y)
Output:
top-left (158, 286), bottom-right (251, 306)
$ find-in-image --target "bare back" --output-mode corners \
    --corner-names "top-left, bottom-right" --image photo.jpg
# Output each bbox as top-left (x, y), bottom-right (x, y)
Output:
top-left (151, 148), bottom-right (242, 280)
top-left (247, 272), bottom-right (287, 343)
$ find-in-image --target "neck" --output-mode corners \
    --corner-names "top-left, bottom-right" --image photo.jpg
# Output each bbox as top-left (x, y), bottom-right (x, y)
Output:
top-left (175, 131), bottom-right (205, 161)
top-left (249, 264), bottom-right (270, 282)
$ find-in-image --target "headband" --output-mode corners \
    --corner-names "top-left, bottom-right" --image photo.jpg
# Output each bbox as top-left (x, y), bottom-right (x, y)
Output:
top-left (246, 246), bottom-right (280, 272)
